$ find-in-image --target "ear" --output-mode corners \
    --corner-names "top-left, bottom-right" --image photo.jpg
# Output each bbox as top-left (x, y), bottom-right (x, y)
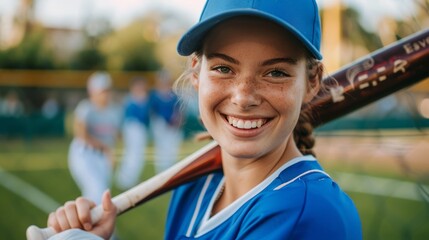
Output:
top-left (303, 62), bottom-right (322, 103)
top-left (191, 56), bottom-right (200, 90)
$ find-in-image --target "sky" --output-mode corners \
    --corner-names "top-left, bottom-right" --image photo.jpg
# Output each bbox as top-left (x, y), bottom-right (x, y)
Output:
top-left (0, 0), bottom-right (205, 29)
top-left (0, 0), bottom-right (420, 31)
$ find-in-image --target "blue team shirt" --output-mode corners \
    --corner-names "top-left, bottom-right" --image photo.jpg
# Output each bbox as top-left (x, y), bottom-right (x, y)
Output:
top-left (149, 90), bottom-right (180, 124)
top-left (123, 95), bottom-right (150, 127)
top-left (166, 156), bottom-right (362, 240)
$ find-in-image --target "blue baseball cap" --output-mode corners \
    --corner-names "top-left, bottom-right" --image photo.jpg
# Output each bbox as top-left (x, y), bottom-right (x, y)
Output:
top-left (177, 0), bottom-right (322, 60)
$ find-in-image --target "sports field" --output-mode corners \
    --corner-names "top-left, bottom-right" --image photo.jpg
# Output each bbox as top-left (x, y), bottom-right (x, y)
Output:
top-left (1, 131), bottom-right (428, 239)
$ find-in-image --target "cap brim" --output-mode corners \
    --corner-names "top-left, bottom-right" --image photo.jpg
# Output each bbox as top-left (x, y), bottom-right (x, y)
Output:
top-left (177, 9), bottom-right (322, 60)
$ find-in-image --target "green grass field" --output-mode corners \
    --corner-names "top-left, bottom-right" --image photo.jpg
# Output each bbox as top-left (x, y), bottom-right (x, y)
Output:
top-left (1, 135), bottom-right (428, 239)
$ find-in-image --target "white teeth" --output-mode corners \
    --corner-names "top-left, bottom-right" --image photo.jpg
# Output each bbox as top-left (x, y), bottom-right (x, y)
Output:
top-left (227, 116), bottom-right (266, 129)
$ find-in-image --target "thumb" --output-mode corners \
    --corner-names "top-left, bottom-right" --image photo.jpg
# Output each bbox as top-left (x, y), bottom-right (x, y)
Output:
top-left (92, 190), bottom-right (117, 239)
top-left (102, 190), bottom-right (116, 215)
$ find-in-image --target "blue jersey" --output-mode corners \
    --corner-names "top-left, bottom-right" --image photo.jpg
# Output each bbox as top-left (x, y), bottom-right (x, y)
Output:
top-left (123, 95), bottom-right (150, 127)
top-left (149, 90), bottom-right (181, 125)
top-left (166, 156), bottom-right (362, 240)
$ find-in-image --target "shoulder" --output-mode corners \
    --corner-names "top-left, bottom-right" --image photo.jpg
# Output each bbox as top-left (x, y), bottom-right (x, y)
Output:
top-left (75, 99), bottom-right (91, 110)
top-left (243, 172), bottom-right (361, 239)
top-left (275, 173), bottom-right (362, 239)
top-left (74, 99), bottom-right (92, 119)
top-left (286, 172), bottom-right (359, 219)
top-left (259, 176), bottom-right (308, 206)
top-left (250, 168), bottom-right (330, 212)
top-left (245, 174), bottom-right (314, 222)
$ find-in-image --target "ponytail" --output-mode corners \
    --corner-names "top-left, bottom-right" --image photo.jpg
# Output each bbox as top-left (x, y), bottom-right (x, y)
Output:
top-left (293, 109), bottom-right (316, 156)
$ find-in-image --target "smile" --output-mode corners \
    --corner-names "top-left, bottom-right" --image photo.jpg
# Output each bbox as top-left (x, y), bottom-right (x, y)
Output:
top-left (226, 116), bottom-right (268, 129)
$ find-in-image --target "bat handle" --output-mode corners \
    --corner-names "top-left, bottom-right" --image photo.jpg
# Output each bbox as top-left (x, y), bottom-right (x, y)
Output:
top-left (26, 225), bottom-right (55, 240)
top-left (26, 205), bottom-right (104, 240)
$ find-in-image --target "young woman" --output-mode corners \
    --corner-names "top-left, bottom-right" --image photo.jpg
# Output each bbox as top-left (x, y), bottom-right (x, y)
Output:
top-left (47, 0), bottom-right (362, 239)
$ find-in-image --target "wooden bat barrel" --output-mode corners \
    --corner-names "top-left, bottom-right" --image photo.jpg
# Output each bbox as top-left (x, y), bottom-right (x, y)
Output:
top-left (309, 29), bottom-right (429, 127)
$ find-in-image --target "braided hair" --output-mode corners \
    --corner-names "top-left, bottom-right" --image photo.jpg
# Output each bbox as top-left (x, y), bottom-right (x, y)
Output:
top-left (293, 56), bottom-right (324, 156)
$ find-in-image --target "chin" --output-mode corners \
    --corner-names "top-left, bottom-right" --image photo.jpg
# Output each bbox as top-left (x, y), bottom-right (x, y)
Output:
top-left (220, 140), bottom-right (265, 159)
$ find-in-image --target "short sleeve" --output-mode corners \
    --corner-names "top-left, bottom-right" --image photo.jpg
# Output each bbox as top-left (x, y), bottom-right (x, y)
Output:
top-left (74, 100), bottom-right (91, 122)
top-left (289, 179), bottom-right (362, 240)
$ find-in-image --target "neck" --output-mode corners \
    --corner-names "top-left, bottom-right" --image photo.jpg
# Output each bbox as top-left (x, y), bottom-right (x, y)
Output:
top-left (211, 137), bottom-right (302, 215)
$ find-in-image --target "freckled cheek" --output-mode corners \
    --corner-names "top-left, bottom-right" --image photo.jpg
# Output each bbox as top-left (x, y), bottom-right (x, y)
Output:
top-left (200, 79), bottom-right (227, 101)
top-left (198, 90), bottom-right (222, 133)
top-left (198, 82), bottom-right (224, 118)
top-left (270, 91), bottom-right (301, 114)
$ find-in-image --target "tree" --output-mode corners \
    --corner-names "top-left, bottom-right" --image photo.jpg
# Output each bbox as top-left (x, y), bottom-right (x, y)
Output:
top-left (0, 28), bottom-right (56, 69)
top-left (99, 18), bottom-right (161, 71)
top-left (70, 39), bottom-right (106, 70)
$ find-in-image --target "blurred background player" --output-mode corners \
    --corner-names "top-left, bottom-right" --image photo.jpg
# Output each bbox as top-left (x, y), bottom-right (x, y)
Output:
top-left (0, 90), bottom-right (24, 117)
top-left (150, 69), bottom-right (183, 173)
top-left (68, 71), bottom-right (122, 204)
top-left (116, 76), bottom-right (151, 190)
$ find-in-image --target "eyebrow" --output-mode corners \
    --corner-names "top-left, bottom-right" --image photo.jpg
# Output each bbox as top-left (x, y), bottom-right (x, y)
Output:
top-left (206, 53), bottom-right (240, 65)
top-left (261, 57), bottom-right (298, 66)
top-left (205, 53), bottom-right (298, 66)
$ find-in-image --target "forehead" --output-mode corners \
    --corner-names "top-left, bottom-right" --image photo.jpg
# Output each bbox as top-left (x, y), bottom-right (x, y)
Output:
top-left (202, 16), bottom-right (307, 59)
top-left (89, 88), bottom-right (111, 96)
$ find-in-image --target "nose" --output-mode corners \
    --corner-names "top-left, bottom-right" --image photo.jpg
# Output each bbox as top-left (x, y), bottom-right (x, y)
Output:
top-left (231, 75), bottom-right (261, 109)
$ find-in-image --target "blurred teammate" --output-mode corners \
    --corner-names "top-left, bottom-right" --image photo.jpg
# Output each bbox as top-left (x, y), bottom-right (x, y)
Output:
top-left (150, 70), bottom-right (183, 173)
top-left (68, 72), bottom-right (122, 204)
top-left (116, 77), bottom-right (151, 190)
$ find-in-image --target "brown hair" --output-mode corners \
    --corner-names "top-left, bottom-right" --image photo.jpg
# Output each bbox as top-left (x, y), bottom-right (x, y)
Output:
top-left (293, 108), bottom-right (316, 156)
top-left (293, 56), bottom-right (324, 156)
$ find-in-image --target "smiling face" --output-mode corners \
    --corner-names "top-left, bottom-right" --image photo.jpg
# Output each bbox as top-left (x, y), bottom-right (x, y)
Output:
top-left (192, 17), bottom-right (318, 162)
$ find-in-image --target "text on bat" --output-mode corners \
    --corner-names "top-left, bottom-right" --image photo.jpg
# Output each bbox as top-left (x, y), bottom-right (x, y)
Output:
top-left (402, 35), bottom-right (429, 54)
top-left (330, 58), bottom-right (408, 103)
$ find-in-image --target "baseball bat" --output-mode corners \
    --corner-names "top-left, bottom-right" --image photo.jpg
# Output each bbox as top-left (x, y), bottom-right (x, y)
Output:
top-left (26, 28), bottom-right (429, 240)
top-left (310, 28), bottom-right (429, 126)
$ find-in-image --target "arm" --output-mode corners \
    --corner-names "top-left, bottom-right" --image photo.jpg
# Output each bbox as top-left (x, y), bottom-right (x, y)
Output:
top-left (73, 117), bottom-right (109, 154)
top-left (72, 100), bottom-right (115, 165)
